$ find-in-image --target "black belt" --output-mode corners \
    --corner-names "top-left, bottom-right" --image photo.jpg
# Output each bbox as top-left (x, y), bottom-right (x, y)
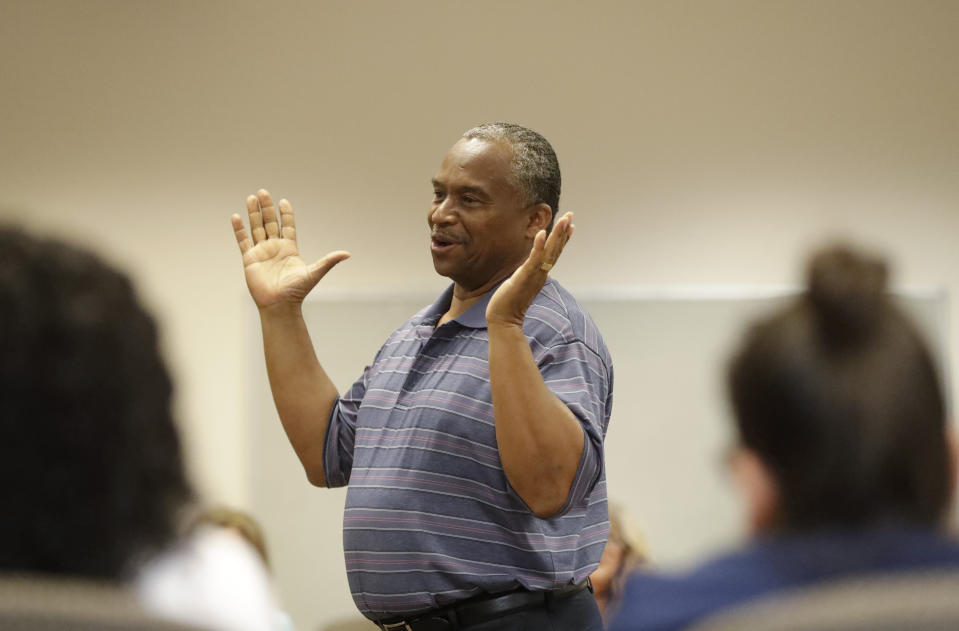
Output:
top-left (376, 579), bottom-right (592, 631)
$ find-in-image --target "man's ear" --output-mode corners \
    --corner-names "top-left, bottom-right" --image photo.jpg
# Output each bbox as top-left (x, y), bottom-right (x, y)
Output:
top-left (730, 447), bottom-right (780, 536)
top-left (525, 203), bottom-right (553, 239)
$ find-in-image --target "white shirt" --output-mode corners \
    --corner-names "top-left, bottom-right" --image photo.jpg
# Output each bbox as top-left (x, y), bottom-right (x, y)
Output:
top-left (134, 527), bottom-right (281, 631)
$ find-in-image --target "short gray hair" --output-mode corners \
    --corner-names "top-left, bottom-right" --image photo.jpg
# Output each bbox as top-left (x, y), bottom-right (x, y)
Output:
top-left (461, 122), bottom-right (561, 230)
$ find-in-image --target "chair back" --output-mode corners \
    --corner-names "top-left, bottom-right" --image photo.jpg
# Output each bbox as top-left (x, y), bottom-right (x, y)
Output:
top-left (0, 575), bottom-right (206, 631)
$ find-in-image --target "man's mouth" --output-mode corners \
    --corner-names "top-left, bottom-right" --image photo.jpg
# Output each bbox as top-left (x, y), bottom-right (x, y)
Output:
top-left (430, 233), bottom-right (461, 252)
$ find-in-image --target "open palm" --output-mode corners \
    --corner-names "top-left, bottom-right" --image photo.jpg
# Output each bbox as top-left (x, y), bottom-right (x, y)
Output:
top-left (231, 189), bottom-right (350, 308)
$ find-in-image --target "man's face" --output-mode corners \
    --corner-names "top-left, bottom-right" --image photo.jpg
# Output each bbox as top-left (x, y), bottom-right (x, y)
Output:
top-left (428, 138), bottom-right (534, 291)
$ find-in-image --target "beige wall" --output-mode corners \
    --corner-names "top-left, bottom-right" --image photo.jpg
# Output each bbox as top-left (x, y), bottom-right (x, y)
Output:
top-left (2, 0), bottom-right (958, 622)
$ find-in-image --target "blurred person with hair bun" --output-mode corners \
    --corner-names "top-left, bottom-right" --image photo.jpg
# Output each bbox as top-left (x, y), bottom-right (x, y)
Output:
top-left (609, 244), bottom-right (959, 631)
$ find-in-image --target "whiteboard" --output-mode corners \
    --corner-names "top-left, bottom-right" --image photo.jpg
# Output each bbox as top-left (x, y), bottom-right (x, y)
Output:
top-left (247, 286), bottom-right (950, 630)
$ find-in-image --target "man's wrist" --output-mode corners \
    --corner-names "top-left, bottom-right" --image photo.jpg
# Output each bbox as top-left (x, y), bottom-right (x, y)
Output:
top-left (486, 319), bottom-right (525, 336)
top-left (258, 300), bottom-right (304, 320)
top-left (487, 321), bottom-right (529, 352)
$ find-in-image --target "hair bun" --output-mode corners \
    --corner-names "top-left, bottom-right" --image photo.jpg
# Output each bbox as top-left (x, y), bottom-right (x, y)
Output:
top-left (806, 244), bottom-right (889, 344)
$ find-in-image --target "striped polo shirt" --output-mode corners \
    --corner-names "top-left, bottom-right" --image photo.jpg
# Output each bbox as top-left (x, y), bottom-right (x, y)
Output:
top-left (323, 279), bottom-right (613, 620)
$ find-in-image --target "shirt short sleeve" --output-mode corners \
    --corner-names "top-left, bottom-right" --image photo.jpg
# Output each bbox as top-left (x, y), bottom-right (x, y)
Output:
top-left (322, 365), bottom-right (371, 488)
top-left (534, 334), bottom-right (612, 515)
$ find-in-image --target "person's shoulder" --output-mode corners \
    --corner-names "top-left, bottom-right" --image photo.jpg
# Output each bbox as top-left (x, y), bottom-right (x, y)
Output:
top-left (608, 529), bottom-right (959, 631)
top-left (133, 527), bottom-right (279, 631)
top-left (607, 544), bottom-right (786, 631)
top-left (529, 279), bottom-right (611, 357)
top-left (531, 278), bottom-right (580, 316)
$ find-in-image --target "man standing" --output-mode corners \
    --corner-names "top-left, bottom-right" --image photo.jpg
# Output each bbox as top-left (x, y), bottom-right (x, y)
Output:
top-left (232, 123), bottom-right (613, 630)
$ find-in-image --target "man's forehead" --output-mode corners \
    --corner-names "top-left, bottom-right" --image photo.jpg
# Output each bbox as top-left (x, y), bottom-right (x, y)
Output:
top-left (450, 136), bottom-right (509, 157)
top-left (434, 137), bottom-right (514, 185)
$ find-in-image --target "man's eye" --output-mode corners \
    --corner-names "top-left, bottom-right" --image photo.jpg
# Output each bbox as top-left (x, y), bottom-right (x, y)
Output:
top-left (432, 190), bottom-right (445, 201)
top-left (462, 196), bottom-right (479, 204)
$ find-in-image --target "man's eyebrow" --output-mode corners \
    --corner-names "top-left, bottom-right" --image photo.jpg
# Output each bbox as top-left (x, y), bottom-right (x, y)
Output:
top-left (431, 180), bottom-right (490, 197)
top-left (458, 185), bottom-right (489, 197)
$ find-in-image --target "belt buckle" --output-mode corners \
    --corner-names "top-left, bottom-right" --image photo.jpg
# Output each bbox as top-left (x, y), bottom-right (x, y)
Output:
top-left (381, 622), bottom-right (413, 631)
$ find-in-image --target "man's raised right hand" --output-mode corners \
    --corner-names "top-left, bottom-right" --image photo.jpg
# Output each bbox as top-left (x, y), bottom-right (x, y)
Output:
top-left (231, 189), bottom-right (350, 309)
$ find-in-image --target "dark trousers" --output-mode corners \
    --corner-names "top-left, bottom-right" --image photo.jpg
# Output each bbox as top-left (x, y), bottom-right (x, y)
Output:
top-left (456, 590), bottom-right (604, 631)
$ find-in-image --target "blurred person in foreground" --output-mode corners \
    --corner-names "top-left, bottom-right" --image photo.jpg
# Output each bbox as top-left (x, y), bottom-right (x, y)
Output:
top-left (0, 226), bottom-right (278, 631)
top-left (231, 122), bottom-right (613, 630)
top-left (195, 507), bottom-right (296, 631)
top-left (608, 244), bottom-right (959, 631)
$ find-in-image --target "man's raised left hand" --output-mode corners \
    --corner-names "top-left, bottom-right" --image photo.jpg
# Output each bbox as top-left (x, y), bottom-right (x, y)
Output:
top-left (486, 212), bottom-right (574, 328)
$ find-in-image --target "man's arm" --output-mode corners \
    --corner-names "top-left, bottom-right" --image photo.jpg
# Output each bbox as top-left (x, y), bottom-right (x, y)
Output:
top-left (232, 189), bottom-right (350, 486)
top-left (486, 213), bottom-right (586, 518)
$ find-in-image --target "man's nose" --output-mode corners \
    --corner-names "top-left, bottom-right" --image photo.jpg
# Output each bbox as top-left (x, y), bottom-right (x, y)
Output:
top-left (430, 198), bottom-right (456, 225)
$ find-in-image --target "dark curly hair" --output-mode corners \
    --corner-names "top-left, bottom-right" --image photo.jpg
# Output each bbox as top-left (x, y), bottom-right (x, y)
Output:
top-left (0, 225), bottom-right (194, 579)
top-left (728, 244), bottom-right (950, 531)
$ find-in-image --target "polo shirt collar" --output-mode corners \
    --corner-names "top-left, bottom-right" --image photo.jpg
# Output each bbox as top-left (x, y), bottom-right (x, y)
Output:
top-left (422, 281), bottom-right (507, 329)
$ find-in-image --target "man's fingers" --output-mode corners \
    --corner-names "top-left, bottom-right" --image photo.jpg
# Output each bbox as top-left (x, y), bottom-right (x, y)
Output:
top-left (279, 198), bottom-right (297, 241)
top-left (547, 212), bottom-right (574, 263)
top-left (232, 214), bottom-right (253, 254)
top-left (246, 190), bottom-right (297, 243)
top-left (533, 229), bottom-right (548, 253)
top-left (554, 212), bottom-right (573, 247)
top-left (530, 230), bottom-right (547, 262)
top-left (258, 189), bottom-right (280, 239)
top-left (307, 251), bottom-right (352, 283)
top-left (246, 195), bottom-right (266, 244)
top-left (530, 212), bottom-right (574, 275)
top-left (539, 221), bottom-right (564, 267)
top-left (524, 230), bottom-right (549, 274)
